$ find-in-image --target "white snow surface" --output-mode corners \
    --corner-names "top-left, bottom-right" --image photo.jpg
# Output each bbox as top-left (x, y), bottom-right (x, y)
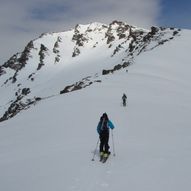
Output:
top-left (0, 29), bottom-right (191, 191)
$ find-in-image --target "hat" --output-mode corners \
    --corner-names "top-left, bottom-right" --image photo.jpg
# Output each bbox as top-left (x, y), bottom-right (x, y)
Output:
top-left (102, 113), bottom-right (108, 120)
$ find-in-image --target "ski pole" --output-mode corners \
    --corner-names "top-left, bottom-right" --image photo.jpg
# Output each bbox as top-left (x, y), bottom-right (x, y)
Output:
top-left (111, 129), bottom-right (116, 156)
top-left (91, 138), bottom-right (99, 161)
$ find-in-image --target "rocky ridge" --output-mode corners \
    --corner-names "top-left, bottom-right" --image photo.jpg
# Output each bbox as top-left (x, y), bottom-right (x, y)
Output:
top-left (0, 21), bottom-right (181, 122)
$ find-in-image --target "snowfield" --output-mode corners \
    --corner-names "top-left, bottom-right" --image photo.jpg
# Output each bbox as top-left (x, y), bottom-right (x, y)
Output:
top-left (0, 28), bottom-right (191, 191)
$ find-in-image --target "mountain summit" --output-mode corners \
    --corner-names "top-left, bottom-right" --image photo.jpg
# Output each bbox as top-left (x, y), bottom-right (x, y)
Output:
top-left (0, 21), bottom-right (181, 122)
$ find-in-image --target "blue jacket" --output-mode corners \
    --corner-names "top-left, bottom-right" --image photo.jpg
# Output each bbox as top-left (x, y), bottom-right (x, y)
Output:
top-left (97, 120), bottom-right (115, 134)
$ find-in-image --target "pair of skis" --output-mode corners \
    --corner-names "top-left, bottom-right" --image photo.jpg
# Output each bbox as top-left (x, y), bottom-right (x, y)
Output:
top-left (99, 153), bottom-right (110, 163)
top-left (91, 152), bottom-right (111, 163)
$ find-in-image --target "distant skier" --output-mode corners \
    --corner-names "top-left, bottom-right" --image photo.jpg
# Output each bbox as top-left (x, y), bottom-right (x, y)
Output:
top-left (97, 113), bottom-right (115, 161)
top-left (122, 93), bottom-right (127, 106)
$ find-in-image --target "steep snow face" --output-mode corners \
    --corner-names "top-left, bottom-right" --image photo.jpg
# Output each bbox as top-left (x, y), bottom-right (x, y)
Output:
top-left (0, 28), bottom-right (191, 191)
top-left (0, 21), bottom-right (181, 122)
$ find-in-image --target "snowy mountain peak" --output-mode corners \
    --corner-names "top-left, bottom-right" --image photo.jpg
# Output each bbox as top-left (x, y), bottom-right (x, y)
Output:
top-left (0, 21), bottom-right (182, 122)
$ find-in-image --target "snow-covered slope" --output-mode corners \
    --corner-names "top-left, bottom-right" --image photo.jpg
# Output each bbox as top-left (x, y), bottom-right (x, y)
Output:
top-left (0, 21), bottom-right (181, 122)
top-left (0, 22), bottom-right (191, 191)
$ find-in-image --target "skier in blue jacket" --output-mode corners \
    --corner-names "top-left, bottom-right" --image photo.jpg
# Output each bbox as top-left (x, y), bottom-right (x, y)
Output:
top-left (97, 113), bottom-right (115, 160)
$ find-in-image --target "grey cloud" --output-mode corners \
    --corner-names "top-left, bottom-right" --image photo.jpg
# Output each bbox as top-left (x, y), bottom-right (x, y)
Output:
top-left (28, 3), bottom-right (70, 21)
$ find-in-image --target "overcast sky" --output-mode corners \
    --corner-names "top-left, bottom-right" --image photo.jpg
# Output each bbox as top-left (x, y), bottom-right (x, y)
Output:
top-left (0, 0), bottom-right (191, 64)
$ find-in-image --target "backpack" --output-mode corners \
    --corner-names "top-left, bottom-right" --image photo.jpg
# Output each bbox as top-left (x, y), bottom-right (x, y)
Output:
top-left (100, 118), bottom-right (108, 132)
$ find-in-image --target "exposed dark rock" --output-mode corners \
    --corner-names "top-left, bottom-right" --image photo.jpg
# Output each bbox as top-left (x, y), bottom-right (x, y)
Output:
top-left (37, 44), bottom-right (48, 70)
top-left (95, 80), bottom-right (101, 83)
top-left (105, 21), bottom-right (123, 44)
top-left (143, 26), bottom-right (159, 42)
top-left (39, 44), bottom-right (48, 61)
top-left (0, 96), bottom-right (42, 122)
top-left (60, 76), bottom-right (101, 94)
top-left (72, 24), bottom-right (88, 47)
top-left (72, 47), bottom-right (80, 57)
top-left (112, 44), bottom-right (124, 56)
top-left (0, 66), bottom-right (5, 76)
top-left (60, 85), bottom-right (73, 94)
top-left (28, 73), bottom-right (35, 80)
top-left (1, 41), bottom-right (34, 83)
top-left (122, 62), bottom-right (130, 68)
top-left (17, 41), bottom-right (34, 69)
top-left (108, 44), bottom-right (112, 48)
top-left (160, 27), bottom-right (166, 31)
top-left (22, 88), bottom-right (30, 95)
top-left (102, 61), bottom-right (131, 75)
top-left (71, 82), bottom-right (84, 91)
top-left (35, 97), bottom-right (42, 101)
top-left (129, 41), bottom-right (135, 52)
top-left (173, 31), bottom-right (179, 36)
top-left (55, 56), bottom-right (60, 63)
top-left (4, 41), bottom-right (34, 72)
top-left (106, 34), bottom-right (115, 44)
top-left (113, 64), bottom-right (122, 70)
top-left (53, 42), bottom-right (59, 53)
top-left (37, 63), bottom-right (44, 70)
top-left (86, 28), bottom-right (93, 33)
top-left (102, 69), bottom-right (111, 75)
top-left (3, 54), bottom-right (19, 70)
top-left (53, 37), bottom-right (62, 54)
top-left (12, 72), bottom-right (17, 83)
top-left (118, 33), bottom-right (126, 39)
top-left (93, 42), bottom-right (98, 48)
top-left (150, 26), bottom-right (159, 35)
top-left (158, 39), bottom-right (169, 45)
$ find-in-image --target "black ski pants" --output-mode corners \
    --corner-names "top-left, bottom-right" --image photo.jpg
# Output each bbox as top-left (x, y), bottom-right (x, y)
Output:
top-left (99, 130), bottom-right (110, 153)
top-left (123, 99), bottom-right (126, 106)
